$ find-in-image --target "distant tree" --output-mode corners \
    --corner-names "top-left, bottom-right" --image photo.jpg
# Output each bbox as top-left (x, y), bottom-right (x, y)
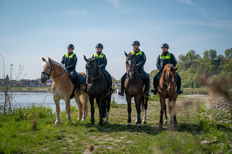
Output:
top-left (209, 49), bottom-right (217, 60)
top-left (178, 54), bottom-right (186, 62)
top-left (216, 55), bottom-right (224, 61)
top-left (203, 50), bottom-right (209, 60)
top-left (195, 54), bottom-right (201, 60)
top-left (225, 48), bottom-right (232, 59)
top-left (186, 50), bottom-right (196, 61)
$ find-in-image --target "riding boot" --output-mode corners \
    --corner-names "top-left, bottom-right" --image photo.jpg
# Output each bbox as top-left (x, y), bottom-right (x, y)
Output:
top-left (74, 77), bottom-right (80, 93)
top-left (81, 76), bottom-right (87, 93)
top-left (118, 73), bottom-right (126, 96)
top-left (109, 78), bottom-right (115, 94)
top-left (145, 77), bottom-right (150, 97)
top-left (176, 75), bottom-right (183, 95)
top-left (151, 76), bottom-right (158, 95)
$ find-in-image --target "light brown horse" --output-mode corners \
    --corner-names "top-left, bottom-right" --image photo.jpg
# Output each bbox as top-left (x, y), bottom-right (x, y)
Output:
top-left (41, 57), bottom-right (89, 124)
top-left (124, 52), bottom-right (149, 128)
top-left (158, 64), bottom-right (178, 130)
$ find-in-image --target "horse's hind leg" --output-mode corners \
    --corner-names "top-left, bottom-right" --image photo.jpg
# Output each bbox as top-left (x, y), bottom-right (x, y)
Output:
top-left (54, 96), bottom-right (61, 124)
top-left (135, 95), bottom-right (142, 129)
top-left (126, 95), bottom-right (132, 128)
top-left (65, 98), bottom-right (72, 123)
top-left (163, 102), bottom-right (168, 125)
top-left (159, 96), bottom-right (165, 130)
top-left (98, 96), bottom-right (105, 126)
top-left (143, 96), bottom-right (148, 124)
top-left (75, 95), bottom-right (83, 121)
top-left (106, 95), bottom-right (111, 123)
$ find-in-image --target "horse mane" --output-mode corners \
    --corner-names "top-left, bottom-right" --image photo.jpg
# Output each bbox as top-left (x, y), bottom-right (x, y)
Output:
top-left (50, 59), bottom-right (67, 71)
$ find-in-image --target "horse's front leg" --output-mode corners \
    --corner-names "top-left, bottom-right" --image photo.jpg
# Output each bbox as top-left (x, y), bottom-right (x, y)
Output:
top-left (135, 95), bottom-right (142, 128)
top-left (54, 96), bottom-right (61, 124)
top-left (126, 95), bottom-right (132, 128)
top-left (168, 98), bottom-right (177, 129)
top-left (89, 95), bottom-right (95, 124)
top-left (98, 96), bottom-right (105, 126)
top-left (65, 97), bottom-right (72, 123)
top-left (163, 102), bottom-right (168, 125)
top-left (159, 96), bottom-right (165, 130)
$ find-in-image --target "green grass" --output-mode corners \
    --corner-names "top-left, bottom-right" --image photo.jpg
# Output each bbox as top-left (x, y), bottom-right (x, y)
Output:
top-left (0, 99), bottom-right (231, 153)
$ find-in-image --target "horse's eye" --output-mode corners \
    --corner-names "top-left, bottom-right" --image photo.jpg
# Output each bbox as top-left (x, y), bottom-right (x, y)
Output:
top-left (48, 67), bottom-right (51, 69)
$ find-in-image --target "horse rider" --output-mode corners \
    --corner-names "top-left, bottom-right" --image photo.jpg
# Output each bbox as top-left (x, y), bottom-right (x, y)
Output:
top-left (151, 43), bottom-right (183, 95)
top-left (61, 44), bottom-right (80, 93)
top-left (118, 40), bottom-right (150, 97)
top-left (82, 43), bottom-right (114, 94)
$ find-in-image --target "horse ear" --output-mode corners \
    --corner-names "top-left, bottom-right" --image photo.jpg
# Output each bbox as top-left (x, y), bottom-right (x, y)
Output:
top-left (124, 51), bottom-right (128, 57)
top-left (42, 57), bottom-right (46, 62)
top-left (175, 66), bottom-right (179, 71)
top-left (84, 55), bottom-right (89, 62)
top-left (48, 57), bottom-right (52, 63)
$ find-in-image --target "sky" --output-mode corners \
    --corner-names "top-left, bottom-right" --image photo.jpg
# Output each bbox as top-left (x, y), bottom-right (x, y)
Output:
top-left (0, 0), bottom-right (232, 80)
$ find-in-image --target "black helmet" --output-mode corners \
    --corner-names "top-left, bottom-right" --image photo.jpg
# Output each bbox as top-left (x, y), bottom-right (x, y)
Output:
top-left (67, 44), bottom-right (74, 49)
top-left (161, 43), bottom-right (169, 49)
top-left (95, 43), bottom-right (103, 49)
top-left (132, 40), bottom-right (140, 46)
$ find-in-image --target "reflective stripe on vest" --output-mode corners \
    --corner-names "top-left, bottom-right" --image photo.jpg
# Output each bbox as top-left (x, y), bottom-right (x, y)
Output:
top-left (160, 53), bottom-right (171, 60)
top-left (131, 50), bottom-right (143, 56)
top-left (65, 53), bottom-right (74, 58)
top-left (94, 53), bottom-right (104, 58)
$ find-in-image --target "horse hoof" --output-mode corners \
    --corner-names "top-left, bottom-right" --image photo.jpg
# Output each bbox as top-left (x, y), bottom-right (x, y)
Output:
top-left (143, 121), bottom-right (146, 124)
top-left (91, 122), bottom-right (95, 125)
top-left (163, 120), bottom-right (167, 125)
top-left (127, 123), bottom-right (131, 128)
top-left (135, 122), bottom-right (138, 124)
top-left (158, 125), bottom-right (163, 130)
top-left (55, 120), bottom-right (61, 124)
top-left (137, 125), bottom-right (142, 129)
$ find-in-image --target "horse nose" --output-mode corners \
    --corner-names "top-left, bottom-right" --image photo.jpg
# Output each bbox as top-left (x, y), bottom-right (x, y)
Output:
top-left (40, 76), bottom-right (46, 83)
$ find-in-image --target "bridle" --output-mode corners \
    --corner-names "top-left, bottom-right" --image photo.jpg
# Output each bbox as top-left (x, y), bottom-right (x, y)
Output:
top-left (41, 62), bottom-right (66, 80)
top-left (163, 70), bottom-right (175, 87)
top-left (126, 58), bottom-right (137, 79)
top-left (86, 64), bottom-right (102, 82)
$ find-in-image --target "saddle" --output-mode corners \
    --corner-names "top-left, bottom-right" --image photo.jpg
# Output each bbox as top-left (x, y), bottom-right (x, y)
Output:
top-left (68, 70), bottom-right (85, 98)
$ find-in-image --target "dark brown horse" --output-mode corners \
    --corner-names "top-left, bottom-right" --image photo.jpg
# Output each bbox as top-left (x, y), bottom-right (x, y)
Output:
top-left (124, 52), bottom-right (149, 128)
top-left (84, 55), bottom-right (111, 126)
top-left (158, 64), bottom-right (179, 130)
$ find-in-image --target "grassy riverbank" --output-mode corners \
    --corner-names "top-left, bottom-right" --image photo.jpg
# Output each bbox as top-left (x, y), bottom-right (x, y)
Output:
top-left (0, 96), bottom-right (232, 153)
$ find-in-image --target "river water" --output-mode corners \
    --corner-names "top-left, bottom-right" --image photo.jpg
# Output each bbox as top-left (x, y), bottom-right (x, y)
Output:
top-left (1, 89), bottom-right (230, 112)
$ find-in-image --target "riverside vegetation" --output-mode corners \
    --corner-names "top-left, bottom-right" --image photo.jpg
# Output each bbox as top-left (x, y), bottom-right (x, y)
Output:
top-left (0, 95), bottom-right (231, 154)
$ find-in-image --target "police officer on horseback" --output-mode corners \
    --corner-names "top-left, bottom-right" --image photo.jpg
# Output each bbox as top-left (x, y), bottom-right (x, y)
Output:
top-left (151, 43), bottom-right (183, 95)
top-left (82, 43), bottom-right (114, 93)
top-left (118, 41), bottom-right (150, 97)
top-left (61, 44), bottom-right (80, 93)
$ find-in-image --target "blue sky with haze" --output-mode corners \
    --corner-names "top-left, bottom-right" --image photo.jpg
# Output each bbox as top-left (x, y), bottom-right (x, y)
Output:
top-left (0, 0), bottom-right (232, 80)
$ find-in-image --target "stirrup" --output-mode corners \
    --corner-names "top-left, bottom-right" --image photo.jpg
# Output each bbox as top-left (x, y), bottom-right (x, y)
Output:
top-left (75, 88), bottom-right (80, 94)
top-left (177, 89), bottom-right (183, 95)
top-left (81, 87), bottom-right (87, 93)
top-left (118, 90), bottom-right (124, 96)
top-left (151, 89), bottom-right (157, 95)
top-left (145, 92), bottom-right (150, 97)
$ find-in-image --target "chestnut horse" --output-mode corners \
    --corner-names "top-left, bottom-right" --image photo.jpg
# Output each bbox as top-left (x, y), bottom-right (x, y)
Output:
top-left (41, 57), bottom-right (89, 124)
top-left (124, 52), bottom-right (149, 128)
top-left (158, 64), bottom-right (178, 130)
